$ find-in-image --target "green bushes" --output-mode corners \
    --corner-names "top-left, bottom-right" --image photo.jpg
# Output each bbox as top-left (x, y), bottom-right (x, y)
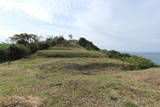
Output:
top-left (9, 44), bottom-right (31, 60)
top-left (0, 44), bottom-right (31, 62)
top-left (0, 44), bottom-right (10, 62)
top-left (102, 50), bottom-right (157, 69)
top-left (52, 36), bottom-right (65, 45)
top-left (37, 41), bottom-right (50, 50)
top-left (79, 38), bottom-right (100, 51)
top-left (0, 36), bottom-right (67, 63)
top-left (123, 55), bottom-right (156, 69)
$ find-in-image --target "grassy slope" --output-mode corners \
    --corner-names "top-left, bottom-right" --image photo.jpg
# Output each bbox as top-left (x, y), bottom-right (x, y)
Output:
top-left (36, 49), bottom-right (106, 58)
top-left (0, 48), bottom-right (160, 107)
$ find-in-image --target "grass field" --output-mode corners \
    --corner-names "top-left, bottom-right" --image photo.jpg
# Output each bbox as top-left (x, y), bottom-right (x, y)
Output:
top-left (0, 56), bottom-right (160, 107)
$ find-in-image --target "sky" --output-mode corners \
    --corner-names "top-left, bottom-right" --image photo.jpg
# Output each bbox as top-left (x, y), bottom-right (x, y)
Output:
top-left (0, 0), bottom-right (160, 52)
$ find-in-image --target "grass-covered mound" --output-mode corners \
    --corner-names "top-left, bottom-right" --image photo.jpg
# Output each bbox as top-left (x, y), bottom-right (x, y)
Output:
top-left (0, 33), bottom-right (158, 71)
top-left (36, 49), bottom-right (106, 58)
top-left (0, 33), bottom-right (160, 107)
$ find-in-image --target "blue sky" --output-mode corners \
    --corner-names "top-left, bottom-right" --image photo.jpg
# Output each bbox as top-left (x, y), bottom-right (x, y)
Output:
top-left (0, 0), bottom-right (160, 52)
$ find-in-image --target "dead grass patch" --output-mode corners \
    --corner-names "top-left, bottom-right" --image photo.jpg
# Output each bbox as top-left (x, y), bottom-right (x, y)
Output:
top-left (0, 96), bottom-right (43, 107)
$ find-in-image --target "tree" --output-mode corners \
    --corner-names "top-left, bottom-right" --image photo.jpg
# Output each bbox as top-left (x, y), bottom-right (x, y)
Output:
top-left (68, 34), bottom-right (73, 40)
top-left (10, 33), bottom-right (39, 45)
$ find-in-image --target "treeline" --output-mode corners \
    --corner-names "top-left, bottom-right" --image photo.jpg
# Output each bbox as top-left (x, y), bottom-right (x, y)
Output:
top-left (0, 33), bottom-right (99, 63)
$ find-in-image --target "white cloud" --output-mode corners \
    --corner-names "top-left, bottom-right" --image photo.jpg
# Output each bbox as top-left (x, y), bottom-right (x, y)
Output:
top-left (0, 0), bottom-right (53, 23)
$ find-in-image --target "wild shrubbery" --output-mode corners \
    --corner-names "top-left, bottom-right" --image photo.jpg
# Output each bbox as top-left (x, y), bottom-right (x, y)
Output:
top-left (79, 38), bottom-right (100, 51)
top-left (0, 44), bottom-right (30, 62)
top-left (102, 50), bottom-right (157, 69)
top-left (0, 34), bottom-right (67, 63)
top-left (9, 44), bottom-right (31, 60)
top-left (0, 44), bottom-right (10, 62)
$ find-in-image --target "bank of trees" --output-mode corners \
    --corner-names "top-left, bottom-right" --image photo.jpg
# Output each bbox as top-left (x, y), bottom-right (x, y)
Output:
top-left (0, 33), bottom-right (67, 62)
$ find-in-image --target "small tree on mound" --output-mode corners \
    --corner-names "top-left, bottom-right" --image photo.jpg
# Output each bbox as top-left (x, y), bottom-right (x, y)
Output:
top-left (79, 38), bottom-right (100, 51)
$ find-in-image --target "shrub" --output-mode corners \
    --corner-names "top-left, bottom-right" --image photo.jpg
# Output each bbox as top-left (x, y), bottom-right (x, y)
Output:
top-left (29, 42), bottom-right (39, 53)
top-left (52, 36), bottom-right (65, 45)
top-left (124, 55), bottom-right (156, 69)
top-left (102, 50), bottom-right (157, 69)
top-left (79, 38), bottom-right (100, 51)
top-left (37, 41), bottom-right (50, 50)
top-left (49, 39), bottom-right (56, 47)
top-left (0, 44), bottom-right (10, 62)
top-left (9, 44), bottom-right (31, 60)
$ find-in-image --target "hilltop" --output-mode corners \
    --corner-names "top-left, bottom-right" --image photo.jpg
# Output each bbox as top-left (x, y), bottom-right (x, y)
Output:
top-left (0, 34), bottom-right (159, 107)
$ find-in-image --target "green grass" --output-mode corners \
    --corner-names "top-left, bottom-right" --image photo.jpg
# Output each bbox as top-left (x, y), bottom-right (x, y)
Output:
top-left (36, 49), bottom-right (106, 58)
top-left (124, 101), bottom-right (138, 107)
top-left (0, 56), bottom-right (160, 106)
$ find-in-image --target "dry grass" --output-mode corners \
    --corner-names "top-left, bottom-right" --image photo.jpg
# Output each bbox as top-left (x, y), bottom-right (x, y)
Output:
top-left (0, 96), bottom-right (42, 107)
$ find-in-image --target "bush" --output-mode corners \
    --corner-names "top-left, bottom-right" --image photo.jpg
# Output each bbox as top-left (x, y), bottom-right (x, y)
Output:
top-left (102, 50), bottom-right (157, 69)
top-left (79, 38), bottom-right (100, 51)
top-left (37, 41), bottom-right (50, 50)
top-left (29, 42), bottom-right (39, 53)
top-left (124, 55), bottom-right (156, 69)
top-left (9, 44), bottom-right (31, 60)
top-left (49, 39), bottom-right (56, 47)
top-left (0, 44), bottom-right (10, 62)
top-left (52, 36), bottom-right (65, 45)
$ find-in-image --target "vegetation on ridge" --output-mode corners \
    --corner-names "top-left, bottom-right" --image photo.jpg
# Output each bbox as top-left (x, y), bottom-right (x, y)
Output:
top-left (0, 33), bottom-right (158, 70)
top-left (102, 50), bottom-right (157, 69)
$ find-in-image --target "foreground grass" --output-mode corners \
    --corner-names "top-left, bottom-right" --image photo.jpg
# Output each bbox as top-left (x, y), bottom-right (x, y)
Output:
top-left (0, 57), bottom-right (160, 107)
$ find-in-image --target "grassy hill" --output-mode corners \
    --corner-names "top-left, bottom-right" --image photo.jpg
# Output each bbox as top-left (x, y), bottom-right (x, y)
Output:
top-left (0, 36), bottom-right (159, 107)
top-left (0, 57), bottom-right (160, 106)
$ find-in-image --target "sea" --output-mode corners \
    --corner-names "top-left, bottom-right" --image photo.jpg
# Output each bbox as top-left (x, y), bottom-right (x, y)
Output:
top-left (128, 52), bottom-right (160, 64)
